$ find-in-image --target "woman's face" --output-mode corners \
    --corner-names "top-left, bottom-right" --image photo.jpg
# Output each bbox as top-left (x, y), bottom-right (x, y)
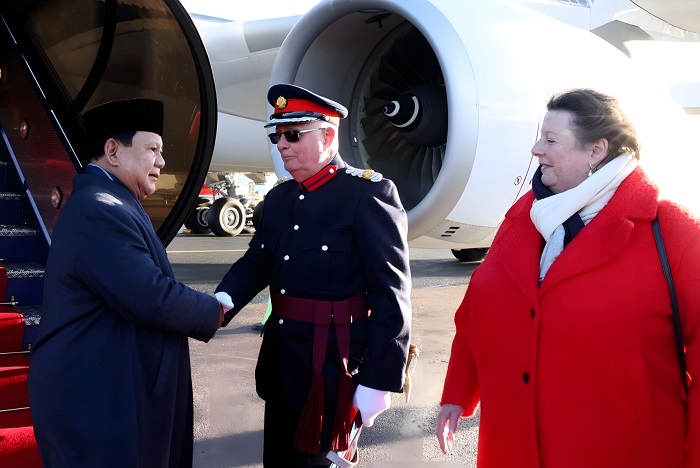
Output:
top-left (531, 110), bottom-right (595, 194)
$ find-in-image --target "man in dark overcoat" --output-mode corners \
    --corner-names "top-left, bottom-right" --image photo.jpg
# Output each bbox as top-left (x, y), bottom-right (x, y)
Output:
top-left (28, 99), bottom-right (225, 467)
top-left (215, 84), bottom-right (412, 466)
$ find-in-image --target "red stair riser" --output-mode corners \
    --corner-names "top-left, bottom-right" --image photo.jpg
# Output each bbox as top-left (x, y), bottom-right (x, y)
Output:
top-left (0, 355), bottom-right (29, 410)
top-left (0, 312), bottom-right (24, 353)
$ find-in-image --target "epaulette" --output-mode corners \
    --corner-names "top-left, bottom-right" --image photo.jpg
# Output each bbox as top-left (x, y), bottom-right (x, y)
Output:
top-left (345, 166), bottom-right (383, 182)
top-left (274, 176), bottom-right (291, 187)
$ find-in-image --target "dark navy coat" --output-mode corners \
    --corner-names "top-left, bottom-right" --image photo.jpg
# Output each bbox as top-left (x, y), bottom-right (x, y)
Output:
top-left (216, 155), bottom-right (411, 434)
top-left (28, 170), bottom-right (220, 467)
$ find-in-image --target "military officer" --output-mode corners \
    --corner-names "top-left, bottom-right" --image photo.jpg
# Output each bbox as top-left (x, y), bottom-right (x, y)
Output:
top-left (215, 84), bottom-right (412, 466)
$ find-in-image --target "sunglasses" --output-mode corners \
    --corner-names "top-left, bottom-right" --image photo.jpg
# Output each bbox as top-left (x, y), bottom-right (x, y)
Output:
top-left (268, 127), bottom-right (325, 144)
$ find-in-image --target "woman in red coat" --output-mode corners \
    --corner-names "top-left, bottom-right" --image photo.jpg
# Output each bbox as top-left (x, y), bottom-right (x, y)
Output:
top-left (436, 88), bottom-right (700, 467)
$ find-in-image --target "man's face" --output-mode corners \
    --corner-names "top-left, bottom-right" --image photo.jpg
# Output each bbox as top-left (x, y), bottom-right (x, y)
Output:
top-left (273, 122), bottom-right (331, 182)
top-left (111, 131), bottom-right (164, 200)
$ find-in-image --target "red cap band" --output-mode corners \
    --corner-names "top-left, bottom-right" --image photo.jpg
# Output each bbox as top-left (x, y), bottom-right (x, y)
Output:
top-left (274, 97), bottom-right (343, 118)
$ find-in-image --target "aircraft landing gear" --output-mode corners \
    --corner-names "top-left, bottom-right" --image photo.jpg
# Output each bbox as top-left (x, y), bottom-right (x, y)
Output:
top-left (207, 197), bottom-right (246, 237)
top-left (183, 196), bottom-right (211, 234)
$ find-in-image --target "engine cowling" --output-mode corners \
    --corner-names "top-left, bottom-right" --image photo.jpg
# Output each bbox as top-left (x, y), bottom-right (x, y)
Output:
top-left (268, 0), bottom-right (692, 247)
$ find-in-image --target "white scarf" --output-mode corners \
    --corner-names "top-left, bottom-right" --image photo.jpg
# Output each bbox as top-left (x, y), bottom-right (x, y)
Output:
top-left (530, 154), bottom-right (638, 281)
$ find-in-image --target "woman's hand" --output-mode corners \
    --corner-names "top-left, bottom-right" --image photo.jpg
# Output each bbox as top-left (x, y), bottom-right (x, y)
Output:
top-left (436, 403), bottom-right (464, 455)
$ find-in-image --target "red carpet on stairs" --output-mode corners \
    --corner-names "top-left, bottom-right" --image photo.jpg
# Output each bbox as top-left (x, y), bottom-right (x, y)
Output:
top-left (0, 312), bottom-right (23, 353)
top-left (0, 354), bottom-right (29, 410)
top-left (0, 410), bottom-right (42, 467)
top-left (0, 312), bottom-right (42, 467)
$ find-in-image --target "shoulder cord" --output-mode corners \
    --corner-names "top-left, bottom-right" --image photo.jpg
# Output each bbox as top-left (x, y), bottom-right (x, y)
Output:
top-left (652, 216), bottom-right (688, 397)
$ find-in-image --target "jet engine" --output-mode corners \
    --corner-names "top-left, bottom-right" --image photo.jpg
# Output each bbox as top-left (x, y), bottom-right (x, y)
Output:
top-left (267, 0), bottom-right (693, 253)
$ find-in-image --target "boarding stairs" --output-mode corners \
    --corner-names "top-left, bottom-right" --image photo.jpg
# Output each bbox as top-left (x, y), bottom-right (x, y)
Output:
top-left (0, 159), bottom-right (44, 466)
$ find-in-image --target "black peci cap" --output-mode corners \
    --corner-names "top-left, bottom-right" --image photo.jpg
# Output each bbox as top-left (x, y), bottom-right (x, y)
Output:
top-left (83, 98), bottom-right (164, 144)
top-left (265, 84), bottom-right (348, 128)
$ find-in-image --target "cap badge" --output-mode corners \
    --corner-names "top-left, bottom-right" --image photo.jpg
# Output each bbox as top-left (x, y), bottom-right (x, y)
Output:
top-left (276, 96), bottom-right (288, 110)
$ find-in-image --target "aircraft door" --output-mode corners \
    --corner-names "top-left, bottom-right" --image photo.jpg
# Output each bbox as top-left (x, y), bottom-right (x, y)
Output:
top-left (0, 0), bottom-right (217, 245)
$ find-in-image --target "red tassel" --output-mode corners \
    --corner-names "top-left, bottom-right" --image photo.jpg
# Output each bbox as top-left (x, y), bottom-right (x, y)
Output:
top-left (331, 373), bottom-right (354, 451)
top-left (293, 373), bottom-right (325, 454)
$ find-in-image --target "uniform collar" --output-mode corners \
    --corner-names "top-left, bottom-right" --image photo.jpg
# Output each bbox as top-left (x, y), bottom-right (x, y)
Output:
top-left (299, 155), bottom-right (343, 192)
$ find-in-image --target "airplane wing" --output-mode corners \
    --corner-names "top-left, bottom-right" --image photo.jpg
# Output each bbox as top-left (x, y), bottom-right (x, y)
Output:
top-left (193, 15), bottom-right (300, 173)
top-left (634, 0), bottom-right (700, 33)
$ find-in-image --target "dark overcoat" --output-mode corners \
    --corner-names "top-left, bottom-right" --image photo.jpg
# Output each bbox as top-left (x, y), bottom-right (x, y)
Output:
top-left (216, 155), bottom-right (411, 449)
top-left (28, 170), bottom-right (220, 467)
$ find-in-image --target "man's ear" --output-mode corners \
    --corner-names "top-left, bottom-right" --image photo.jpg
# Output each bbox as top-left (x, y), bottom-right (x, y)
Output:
top-left (590, 138), bottom-right (609, 167)
top-left (322, 126), bottom-right (335, 150)
top-left (104, 138), bottom-right (120, 166)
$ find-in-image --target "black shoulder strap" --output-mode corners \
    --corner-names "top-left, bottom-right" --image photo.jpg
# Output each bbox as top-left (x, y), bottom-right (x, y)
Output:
top-left (652, 216), bottom-right (688, 397)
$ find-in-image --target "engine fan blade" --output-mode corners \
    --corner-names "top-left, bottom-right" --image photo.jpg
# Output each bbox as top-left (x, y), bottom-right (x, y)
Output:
top-left (353, 25), bottom-right (447, 210)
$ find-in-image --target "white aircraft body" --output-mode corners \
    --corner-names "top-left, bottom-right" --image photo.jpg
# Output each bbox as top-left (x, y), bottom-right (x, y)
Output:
top-left (184, 0), bottom-right (700, 257)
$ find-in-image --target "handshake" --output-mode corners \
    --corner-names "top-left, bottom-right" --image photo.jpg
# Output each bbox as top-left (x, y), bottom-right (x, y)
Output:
top-left (214, 291), bottom-right (233, 328)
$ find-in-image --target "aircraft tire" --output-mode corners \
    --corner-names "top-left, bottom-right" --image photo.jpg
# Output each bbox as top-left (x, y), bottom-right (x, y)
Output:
top-left (184, 197), bottom-right (211, 234)
top-left (207, 197), bottom-right (246, 237)
top-left (451, 248), bottom-right (488, 262)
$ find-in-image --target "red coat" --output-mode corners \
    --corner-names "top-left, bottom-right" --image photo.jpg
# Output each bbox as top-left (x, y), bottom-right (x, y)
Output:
top-left (441, 168), bottom-right (700, 467)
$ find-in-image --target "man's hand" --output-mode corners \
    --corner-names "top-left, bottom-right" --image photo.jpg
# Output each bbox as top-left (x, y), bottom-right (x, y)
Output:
top-left (435, 403), bottom-right (463, 455)
top-left (352, 384), bottom-right (391, 427)
top-left (218, 304), bottom-right (225, 328)
top-left (209, 291), bottom-right (234, 338)
top-left (214, 291), bottom-right (233, 327)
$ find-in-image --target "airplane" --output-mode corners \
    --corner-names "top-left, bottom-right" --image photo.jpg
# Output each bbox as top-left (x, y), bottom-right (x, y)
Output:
top-left (185, 0), bottom-right (700, 261)
top-left (0, 0), bottom-right (699, 464)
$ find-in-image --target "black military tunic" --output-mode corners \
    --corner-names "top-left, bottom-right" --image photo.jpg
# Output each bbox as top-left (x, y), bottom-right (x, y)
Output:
top-left (216, 154), bottom-right (411, 465)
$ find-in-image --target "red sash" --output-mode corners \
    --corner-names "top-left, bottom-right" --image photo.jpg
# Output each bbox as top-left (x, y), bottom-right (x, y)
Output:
top-left (271, 294), bottom-right (370, 453)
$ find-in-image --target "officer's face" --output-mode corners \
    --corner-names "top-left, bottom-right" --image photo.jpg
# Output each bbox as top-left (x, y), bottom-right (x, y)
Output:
top-left (275, 122), bottom-right (333, 182)
top-left (106, 131), bottom-right (165, 200)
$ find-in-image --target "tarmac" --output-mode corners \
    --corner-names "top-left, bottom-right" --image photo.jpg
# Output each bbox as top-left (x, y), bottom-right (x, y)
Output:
top-left (168, 232), bottom-right (481, 467)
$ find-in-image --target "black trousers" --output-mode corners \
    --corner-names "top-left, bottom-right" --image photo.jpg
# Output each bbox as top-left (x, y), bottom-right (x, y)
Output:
top-left (263, 401), bottom-right (332, 467)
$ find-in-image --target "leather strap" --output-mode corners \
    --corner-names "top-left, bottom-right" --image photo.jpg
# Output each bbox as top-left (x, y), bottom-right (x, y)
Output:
top-left (652, 216), bottom-right (687, 397)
